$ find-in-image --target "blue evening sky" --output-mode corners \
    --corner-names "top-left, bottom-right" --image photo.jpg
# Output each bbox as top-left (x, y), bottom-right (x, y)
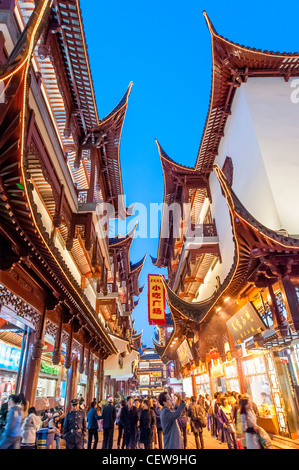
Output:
top-left (81, 0), bottom-right (298, 346)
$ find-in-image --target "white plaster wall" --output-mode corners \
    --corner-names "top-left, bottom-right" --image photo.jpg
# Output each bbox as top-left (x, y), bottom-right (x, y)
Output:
top-left (195, 76), bottom-right (299, 302)
top-left (214, 86), bottom-right (281, 231)
top-left (243, 77), bottom-right (299, 235)
top-left (194, 169), bottom-right (235, 301)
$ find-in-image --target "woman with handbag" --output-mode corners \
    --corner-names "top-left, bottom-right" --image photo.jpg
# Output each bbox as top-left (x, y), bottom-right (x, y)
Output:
top-left (240, 398), bottom-right (262, 449)
top-left (188, 396), bottom-right (206, 449)
top-left (175, 394), bottom-right (188, 449)
top-left (217, 397), bottom-right (237, 449)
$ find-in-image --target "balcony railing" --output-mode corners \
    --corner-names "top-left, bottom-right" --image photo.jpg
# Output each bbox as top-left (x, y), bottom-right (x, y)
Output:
top-left (185, 222), bottom-right (217, 239)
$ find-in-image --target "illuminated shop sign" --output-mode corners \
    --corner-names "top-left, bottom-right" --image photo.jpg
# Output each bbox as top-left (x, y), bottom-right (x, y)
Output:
top-left (40, 361), bottom-right (59, 376)
top-left (0, 342), bottom-right (21, 371)
top-left (80, 373), bottom-right (87, 384)
top-left (226, 302), bottom-right (266, 344)
top-left (140, 375), bottom-right (150, 385)
top-left (177, 339), bottom-right (193, 366)
top-left (148, 274), bottom-right (166, 325)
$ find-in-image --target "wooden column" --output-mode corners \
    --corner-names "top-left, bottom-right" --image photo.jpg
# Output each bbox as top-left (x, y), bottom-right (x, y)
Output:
top-left (19, 331), bottom-right (39, 406)
top-left (65, 352), bottom-right (78, 412)
top-left (52, 307), bottom-right (63, 365)
top-left (280, 275), bottom-right (299, 332)
top-left (86, 353), bottom-right (94, 407)
top-left (268, 283), bottom-right (288, 337)
top-left (87, 147), bottom-right (96, 203)
top-left (20, 296), bottom-right (52, 406)
top-left (53, 184), bottom-right (65, 228)
top-left (31, 299), bottom-right (48, 361)
top-left (79, 339), bottom-right (85, 374)
top-left (96, 358), bottom-right (101, 402)
top-left (64, 318), bottom-right (74, 370)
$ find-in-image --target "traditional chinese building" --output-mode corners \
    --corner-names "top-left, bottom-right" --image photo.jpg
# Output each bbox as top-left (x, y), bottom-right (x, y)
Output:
top-left (152, 11), bottom-right (299, 440)
top-left (101, 225), bottom-right (146, 395)
top-left (0, 0), bottom-right (141, 411)
top-left (136, 346), bottom-right (168, 397)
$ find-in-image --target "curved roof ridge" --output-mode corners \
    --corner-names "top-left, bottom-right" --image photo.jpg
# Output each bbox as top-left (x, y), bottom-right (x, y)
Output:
top-left (109, 221), bottom-right (138, 247)
top-left (96, 82), bottom-right (133, 127)
top-left (195, 12), bottom-right (299, 173)
top-left (155, 139), bottom-right (196, 172)
top-left (130, 253), bottom-right (147, 273)
top-left (203, 11), bottom-right (299, 58)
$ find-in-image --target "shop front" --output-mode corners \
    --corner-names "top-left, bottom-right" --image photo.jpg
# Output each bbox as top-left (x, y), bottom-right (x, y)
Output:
top-left (240, 351), bottom-right (279, 432)
top-left (0, 341), bottom-right (21, 405)
top-left (77, 373), bottom-right (87, 402)
top-left (194, 367), bottom-right (211, 397)
top-left (35, 360), bottom-right (64, 411)
top-left (223, 360), bottom-right (240, 393)
top-left (182, 375), bottom-right (193, 397)
top-left (210, 360), bottom-right (226, 395)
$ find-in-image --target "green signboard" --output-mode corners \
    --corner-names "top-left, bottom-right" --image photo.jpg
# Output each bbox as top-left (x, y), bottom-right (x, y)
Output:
top-left (40, 361), bottom-right (59, 376)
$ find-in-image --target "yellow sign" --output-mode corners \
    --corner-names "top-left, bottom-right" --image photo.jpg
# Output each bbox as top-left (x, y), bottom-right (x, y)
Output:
top-left (226, 302), bottom-right (266, 344)
top-left (148, 275), bottom-right (166, 325)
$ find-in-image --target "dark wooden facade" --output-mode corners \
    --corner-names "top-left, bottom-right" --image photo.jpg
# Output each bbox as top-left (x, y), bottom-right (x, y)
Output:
top-left (0, 0), bottom-right (138, 409)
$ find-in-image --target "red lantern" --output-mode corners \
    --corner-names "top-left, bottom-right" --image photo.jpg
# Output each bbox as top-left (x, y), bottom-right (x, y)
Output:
top-left (209, 349), bottom-right (220, 360)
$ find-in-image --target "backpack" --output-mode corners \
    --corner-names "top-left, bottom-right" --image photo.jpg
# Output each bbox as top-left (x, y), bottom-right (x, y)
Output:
top-left (193, 405), bottom-right (207, 428)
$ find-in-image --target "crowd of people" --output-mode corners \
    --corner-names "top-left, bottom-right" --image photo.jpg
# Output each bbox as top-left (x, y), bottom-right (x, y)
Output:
top-left (0, 389), bottom-right (272, 450)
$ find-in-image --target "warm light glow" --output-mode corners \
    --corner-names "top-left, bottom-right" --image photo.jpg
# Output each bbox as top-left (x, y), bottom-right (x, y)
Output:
top-left (216, 307), bottom-right (221, 312)
top-left (224, 297), bottom-right (230, 302)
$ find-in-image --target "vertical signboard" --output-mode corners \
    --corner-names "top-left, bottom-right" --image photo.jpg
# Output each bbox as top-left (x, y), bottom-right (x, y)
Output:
top-left (148, 274), bottom-right (166, 325)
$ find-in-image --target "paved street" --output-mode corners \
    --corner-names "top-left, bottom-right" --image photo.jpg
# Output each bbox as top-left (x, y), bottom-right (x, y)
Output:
top-left (96, 427), bottom-right (230, 450)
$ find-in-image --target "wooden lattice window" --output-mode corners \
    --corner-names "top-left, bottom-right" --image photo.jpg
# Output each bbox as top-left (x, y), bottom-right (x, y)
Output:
top-left (222, 156), bottom-right (234, 187)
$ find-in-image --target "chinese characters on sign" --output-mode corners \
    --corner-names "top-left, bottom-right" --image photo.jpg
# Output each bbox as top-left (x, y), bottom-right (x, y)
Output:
top-left (148, 274), bottom-right (166, 325)
top-left (226, 302), bottom-right (266, 344)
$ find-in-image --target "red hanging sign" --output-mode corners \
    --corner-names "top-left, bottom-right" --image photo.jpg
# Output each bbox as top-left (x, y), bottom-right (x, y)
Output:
top-left (148, 274), bottom-right (166, 325)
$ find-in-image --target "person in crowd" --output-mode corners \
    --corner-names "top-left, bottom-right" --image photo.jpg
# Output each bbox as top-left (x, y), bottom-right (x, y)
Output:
top-left (0, 393), bottom-right (24, 449)
top-left (148, 397), bottom-right (157, 449)
top-left (154, 397), bottom-right (163, 449)
top-left (209, 392), bottom-right (219, 438)
top-left (120, 396), bottom-right (139, 449)
top-left (0, 401), bottom-right (8, 439)
top-left (197, 395), bottom-right (205, 409)
top-left (63, 398), bottom-right (87, 449)
top-left (240, 398), bottom-right (262, 449)
top-left (234, 396), bottom-right (246, 449)
top-left (159, 391), bottom-right (185, 450)
top-left (134, 398), bottom-right (142, 449)
top-left (204, 394), bottom-right (211, 431)
top-left (98, 396), bottom-right (116, 449)
top-left (78, 394), bottom-right (84, 406)
top-left (217, 396), bottom-right (237, 449)
top-left (188, 396), bottom-right (205, 449)
top-left (175, 394), bottom-right (188, 449)
top-left (21, 406), bottom-right (41, 449)
top-left (116, 399), bottom-right (126, 449)
top-left (49, 412), bottom-right (64, 449)
top-left (260, 392), bottom-right (271, 405)
top-left (242, 393), bottom-right (259, 417)
top-left (96, 400), bottom-right (102, 418)
top-left (214, 393), bottom-right (223, 441)
top-left (87, 401), bottom-right (100, 449)
top-left (47, 413), bottom-right (62, 449)
top-left (139, 399), bottom-right (156, 449)
top-left (18, 392), bottom-right (28, 421)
